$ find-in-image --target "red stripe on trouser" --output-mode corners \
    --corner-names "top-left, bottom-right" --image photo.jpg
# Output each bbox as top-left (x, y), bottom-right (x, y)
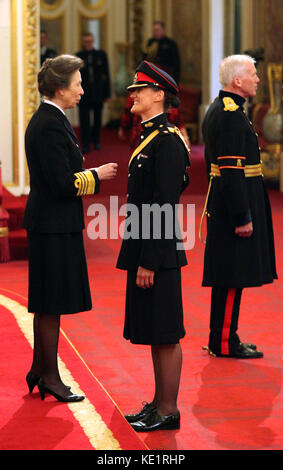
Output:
top-left (221, 288), bottom-right (236, 355)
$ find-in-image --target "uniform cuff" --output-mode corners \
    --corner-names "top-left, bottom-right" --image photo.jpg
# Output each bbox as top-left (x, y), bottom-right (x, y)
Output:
top-left (74, 169), bottom-right (100, 196)
top-left (234, 209), bottom-right (252, 227)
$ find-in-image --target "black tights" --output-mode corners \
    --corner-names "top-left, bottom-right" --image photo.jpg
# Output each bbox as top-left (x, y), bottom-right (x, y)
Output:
top-left (151, 343), bottom-right (182, 416)
top-left (29, 313), bottom-right (69, 395)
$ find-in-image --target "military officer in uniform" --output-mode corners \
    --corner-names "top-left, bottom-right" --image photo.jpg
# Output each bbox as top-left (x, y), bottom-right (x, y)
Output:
top-left (116, 61), bottom-right (190, 431)
top-left (144, 21), bottom-right (180, 83)
top-left (23, 55), bottom-right (117, 402)
top-left (200, 54), bottom-right (277, 359)
top-left (40, 30), bottom-right (57, 66)
top-left (76, 33), bottom-right (110, 152)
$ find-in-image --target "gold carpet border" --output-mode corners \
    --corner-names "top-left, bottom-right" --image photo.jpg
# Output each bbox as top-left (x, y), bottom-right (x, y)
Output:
top-left (0, 294), bottom-right (121, 450)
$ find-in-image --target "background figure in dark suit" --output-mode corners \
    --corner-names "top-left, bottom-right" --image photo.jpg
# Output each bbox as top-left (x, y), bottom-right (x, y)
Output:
top-left (117, 61), bottom-right (190, 432)
top-left (24, 54), bottom-right (117, 402)
top-left (144, 21), bottom-right (180, 83)
top-left (40, 30), bottom-right (57, 65)
top-left (76, 33), bottom-right (110, 152)
top-left (201, 54), bottom-right (277, 359)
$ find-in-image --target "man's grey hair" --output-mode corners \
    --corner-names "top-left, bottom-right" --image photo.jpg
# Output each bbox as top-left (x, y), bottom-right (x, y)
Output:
top-left (219, 54), bottom-right (256, 87)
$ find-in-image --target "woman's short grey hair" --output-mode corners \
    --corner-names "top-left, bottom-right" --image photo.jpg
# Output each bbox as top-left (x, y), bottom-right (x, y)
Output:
top-left (219, 54), bottom-right (256, 87)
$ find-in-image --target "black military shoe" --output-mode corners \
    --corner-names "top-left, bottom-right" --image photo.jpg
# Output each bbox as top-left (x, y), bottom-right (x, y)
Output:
top-left (240, 342), bottom-right (257, 351)
top-left (202, 343), bottom-right (263, 358)
top-left (231, 343), bottom-right (263, 358)
top-left (131, 409), bottom-right (180, 432)
top-left (125, 402), bottom-right (156, 423)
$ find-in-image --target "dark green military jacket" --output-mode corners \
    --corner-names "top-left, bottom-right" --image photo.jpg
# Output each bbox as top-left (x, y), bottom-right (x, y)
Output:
top-left (202, 90), bottom-right (277, 287)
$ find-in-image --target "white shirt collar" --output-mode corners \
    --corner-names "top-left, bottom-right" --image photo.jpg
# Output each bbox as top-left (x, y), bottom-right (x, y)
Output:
top-left (141, 112), bottom-right (164, 124)
top-left (43, 99), bottom-right (65, 115)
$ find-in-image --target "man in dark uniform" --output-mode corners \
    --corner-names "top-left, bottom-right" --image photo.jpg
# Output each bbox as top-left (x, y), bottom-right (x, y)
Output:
top-left (201, 54), bottom-right (277, 359)
top-left (40, 30), bottom-right (57, 65)
top-left (116, 61), bottom-right (190, 431)
top-left (76, 33), bottom-right (110, 152)
top-left (144, 21), bottom-right (180, 83)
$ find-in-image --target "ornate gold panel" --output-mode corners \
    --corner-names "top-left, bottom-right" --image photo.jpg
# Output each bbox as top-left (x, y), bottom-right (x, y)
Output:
top-left (80, 0), bottom-right (106, 10)
top-left (23, 0), bottom-right (40, 185)
top-left (23, 1), bottom-right (40, 127)
top-left (40, 0), bottom-right (64, 10)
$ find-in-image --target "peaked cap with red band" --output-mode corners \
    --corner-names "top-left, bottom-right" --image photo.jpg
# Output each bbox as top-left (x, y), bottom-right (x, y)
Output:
top-left (127, 60), bottom-right (179, 95)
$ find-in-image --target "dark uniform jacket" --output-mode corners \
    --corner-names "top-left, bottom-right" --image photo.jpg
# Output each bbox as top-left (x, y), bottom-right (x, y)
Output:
top-left (116, 113), bottom-right (190, 272)
top-left (76, 48), bottom-right (110, 104)
top-left (23, 102), bottom-right (100, 233)
top-left (40, 47), bottom-right (57, 66)
top-left (144, 37), bottom-right (180, 83)
top-left (202, 90), bottom-right (277, 288)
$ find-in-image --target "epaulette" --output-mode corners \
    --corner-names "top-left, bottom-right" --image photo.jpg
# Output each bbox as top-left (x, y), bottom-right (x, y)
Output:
top-left (222, 97), bottom-right (239, 112)
top-left (167, 126), bottom-right (191, 156)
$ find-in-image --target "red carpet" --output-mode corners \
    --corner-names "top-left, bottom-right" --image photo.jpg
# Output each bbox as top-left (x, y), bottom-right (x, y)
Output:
top-left (0, 289), bottom-right (147, 450)
top-left (1, 128), bottom-right (283, 450)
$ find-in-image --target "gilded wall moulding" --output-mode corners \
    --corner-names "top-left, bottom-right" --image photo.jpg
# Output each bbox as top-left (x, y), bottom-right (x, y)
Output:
top-left (80, 0), bottom-right (106, 11)
top-left (23, 0), bottom-right (40, 127)
top-left (23, 0), bottom-right (40, 185)
top-left (40, 0), bottom-right (64, 10)
top-left (10, 0), bottom-right (19, 185)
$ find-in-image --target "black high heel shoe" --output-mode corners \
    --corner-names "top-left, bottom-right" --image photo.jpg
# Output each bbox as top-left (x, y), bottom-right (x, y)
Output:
top-left (26, 372), bottom-right (71, 394)
top-left (26, 372), bottom-right (40, 393)
top-left (37, 378), bottom-right (85, 403)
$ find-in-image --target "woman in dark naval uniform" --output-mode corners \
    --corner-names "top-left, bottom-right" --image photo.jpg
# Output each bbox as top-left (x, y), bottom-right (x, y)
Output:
top-left (116, 61), bottom-right (191, 431)
top-left (24, 55), bottom-right (117, 402)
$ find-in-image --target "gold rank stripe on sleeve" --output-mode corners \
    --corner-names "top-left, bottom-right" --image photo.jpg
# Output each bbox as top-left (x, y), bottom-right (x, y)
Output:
top-left (128, 129), bottom-right (160, 167)
top-left (74, 170), bottom-right (95, 196)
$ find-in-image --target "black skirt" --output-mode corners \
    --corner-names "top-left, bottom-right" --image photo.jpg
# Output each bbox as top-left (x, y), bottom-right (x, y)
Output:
top-left (124, 268), bottom-right (186, 345)
top-left (27, 231), bottom-right (92, 315)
